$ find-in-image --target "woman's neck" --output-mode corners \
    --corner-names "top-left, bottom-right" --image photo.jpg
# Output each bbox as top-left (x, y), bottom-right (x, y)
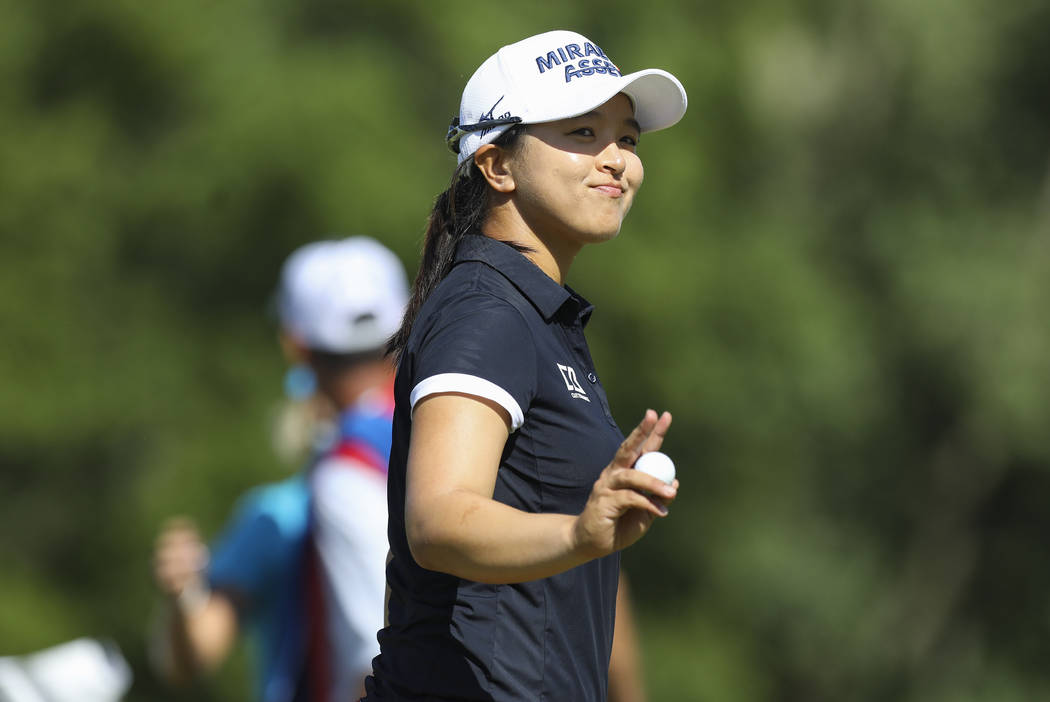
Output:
top-left (481, 204), bottom-right (579, 285)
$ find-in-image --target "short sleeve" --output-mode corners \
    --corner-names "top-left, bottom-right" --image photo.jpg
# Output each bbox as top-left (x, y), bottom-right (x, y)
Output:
top-left (207, 479), bottom-right (309, 601)
top-left (411, 293), bottom-right (537, 431)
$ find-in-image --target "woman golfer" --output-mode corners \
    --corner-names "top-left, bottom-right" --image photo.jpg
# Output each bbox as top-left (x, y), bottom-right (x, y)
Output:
top-left (364, 29), bottom-right (687, 702)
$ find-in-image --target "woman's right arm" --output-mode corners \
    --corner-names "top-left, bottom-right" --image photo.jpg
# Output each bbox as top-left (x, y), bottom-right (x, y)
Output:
top-left (404, 394), bottom-right (676, 584)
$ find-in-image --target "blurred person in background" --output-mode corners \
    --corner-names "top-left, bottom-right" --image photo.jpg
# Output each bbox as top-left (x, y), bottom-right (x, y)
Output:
top-left (150, 236), bottom-right (409, 702)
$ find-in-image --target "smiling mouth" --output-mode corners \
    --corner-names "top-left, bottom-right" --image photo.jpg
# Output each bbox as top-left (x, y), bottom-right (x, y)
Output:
top-left (591, 184), bottom-right (625, 197)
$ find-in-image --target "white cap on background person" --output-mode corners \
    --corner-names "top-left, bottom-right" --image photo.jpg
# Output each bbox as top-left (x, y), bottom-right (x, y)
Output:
top-left (277, 237), bottom-right (409, 354)
top-left (446, 29), bottom-right (688, 164)
top-left (0, 638), bottom-right (133, 702)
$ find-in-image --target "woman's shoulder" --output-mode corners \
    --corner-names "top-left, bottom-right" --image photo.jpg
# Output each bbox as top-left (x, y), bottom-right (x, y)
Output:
top-left (405, 266), bottom-right (536, 360)
top-left (438, 257), bottom-right (522, 299)
top-left (422, 260), bottom-right (532, 322)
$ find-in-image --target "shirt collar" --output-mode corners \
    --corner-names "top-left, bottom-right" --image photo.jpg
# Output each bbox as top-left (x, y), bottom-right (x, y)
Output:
top-left (453, 235), bottom-right (594, 326)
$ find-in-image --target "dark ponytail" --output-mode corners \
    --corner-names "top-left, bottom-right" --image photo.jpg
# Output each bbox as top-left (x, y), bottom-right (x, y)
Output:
top-left (387, 126), bottom-right (525, 361)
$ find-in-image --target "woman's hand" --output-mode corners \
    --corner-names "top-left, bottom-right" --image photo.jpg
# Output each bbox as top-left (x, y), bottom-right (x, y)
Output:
top-left (572, 410), bottom-right (677, 559)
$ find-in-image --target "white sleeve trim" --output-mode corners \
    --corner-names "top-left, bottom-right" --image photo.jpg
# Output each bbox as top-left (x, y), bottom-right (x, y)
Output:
top-left (410, 373), bottom-right (525, 432)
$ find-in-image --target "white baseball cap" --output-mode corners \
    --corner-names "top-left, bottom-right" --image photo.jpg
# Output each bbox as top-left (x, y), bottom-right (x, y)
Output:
top-left (0, 638), bottom-right (132, 702)
top-left (447, 29), bottom-right (688, 164)
top-left (277, 236), bottom-right (409, 354)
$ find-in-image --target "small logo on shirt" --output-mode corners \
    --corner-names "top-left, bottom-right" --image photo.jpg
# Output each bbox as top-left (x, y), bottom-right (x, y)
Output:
top-left (556, 363), bottom-right (590, 402)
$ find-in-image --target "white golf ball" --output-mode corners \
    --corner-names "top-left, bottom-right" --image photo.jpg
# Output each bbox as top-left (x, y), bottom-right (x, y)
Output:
top-left (634, 451), bottom-right (676, 485)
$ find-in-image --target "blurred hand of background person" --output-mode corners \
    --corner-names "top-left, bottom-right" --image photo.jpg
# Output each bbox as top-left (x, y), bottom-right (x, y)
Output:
top-left (150, 517), bottom-right (239, 684)
top-left (153, 518), bottom-right (209, 603)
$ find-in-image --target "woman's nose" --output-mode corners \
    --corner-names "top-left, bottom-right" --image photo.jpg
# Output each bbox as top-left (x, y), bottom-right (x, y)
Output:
top-left (597, 141), bottom-right (626, 175)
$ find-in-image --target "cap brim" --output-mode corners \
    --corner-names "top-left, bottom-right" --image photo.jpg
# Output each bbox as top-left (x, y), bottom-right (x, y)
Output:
top-left (618, 69), bottom-right (688, 133)
top-left (525, 68), bottom-right (687, 134)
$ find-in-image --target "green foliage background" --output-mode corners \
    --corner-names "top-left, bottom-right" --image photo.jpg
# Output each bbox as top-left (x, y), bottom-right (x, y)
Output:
top-left (2, 1), bottom-right (1050, 700)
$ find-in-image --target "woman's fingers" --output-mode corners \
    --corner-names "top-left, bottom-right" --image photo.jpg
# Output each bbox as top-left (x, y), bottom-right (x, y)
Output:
top-left (611, 468), bottom-right (677, 503)
top-left (614, 410), bottom-right (672, 468)
top-left (615, 488), bottom-right (670, 519)
top-left (641, 411), bottom-right (672, 454)
top-left (614, 409), bottom-right (657, 465)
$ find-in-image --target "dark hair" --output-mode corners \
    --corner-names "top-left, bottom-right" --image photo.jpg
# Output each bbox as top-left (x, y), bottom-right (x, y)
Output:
top-left (386, 126), bottom-right (526, 361)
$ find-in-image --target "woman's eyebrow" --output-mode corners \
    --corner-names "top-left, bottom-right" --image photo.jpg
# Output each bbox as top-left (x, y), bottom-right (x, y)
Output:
top-left (570, 111), bottom-right (642, 133)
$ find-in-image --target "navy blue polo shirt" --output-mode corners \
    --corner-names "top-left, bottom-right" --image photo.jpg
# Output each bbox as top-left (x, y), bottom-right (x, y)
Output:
top-left (367, 234), bottom-right (625, 702)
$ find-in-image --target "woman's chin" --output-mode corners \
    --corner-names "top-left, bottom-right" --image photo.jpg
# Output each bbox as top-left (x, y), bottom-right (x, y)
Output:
top-left (582, 223), bottom-right (624, 245)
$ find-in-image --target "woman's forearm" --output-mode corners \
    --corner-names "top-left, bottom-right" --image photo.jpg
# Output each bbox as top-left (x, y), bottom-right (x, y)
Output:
top-left (407, 487), bottom-right (586, 583)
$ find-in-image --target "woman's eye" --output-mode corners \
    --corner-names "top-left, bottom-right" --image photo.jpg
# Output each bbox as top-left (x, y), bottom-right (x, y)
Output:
top-left (620, 135), bottom-right (639, 147)
top-left (570, 127), bottom-right (595, 137)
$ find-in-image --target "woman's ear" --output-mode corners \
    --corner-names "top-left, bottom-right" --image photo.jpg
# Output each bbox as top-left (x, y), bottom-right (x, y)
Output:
top-left (474, 144), bottom-right (516, 193)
